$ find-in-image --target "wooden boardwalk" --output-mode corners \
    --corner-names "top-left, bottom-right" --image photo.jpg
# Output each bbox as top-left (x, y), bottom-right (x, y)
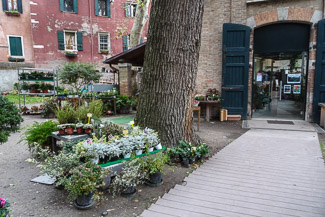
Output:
top-left (140, 129), bottom-right (325, 217)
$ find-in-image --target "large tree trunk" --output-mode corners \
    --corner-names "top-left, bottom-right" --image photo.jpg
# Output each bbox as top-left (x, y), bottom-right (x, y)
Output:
top-left (135, 0), bottom-right (204, 147)
top-left (129, 0), bottom-right (150, 48)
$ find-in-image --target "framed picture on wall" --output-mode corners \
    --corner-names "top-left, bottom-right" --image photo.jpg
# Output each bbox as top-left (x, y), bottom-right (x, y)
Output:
top-left (283, 85), bottom-right (291, 94)
top-left (287, 73), bottom-right (301, 83)
top-left (293, 85), bottom-right (301, 94)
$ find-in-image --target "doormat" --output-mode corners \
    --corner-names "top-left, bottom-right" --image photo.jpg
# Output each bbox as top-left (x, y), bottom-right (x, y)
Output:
top-left (267, 120), bottom-right (294, 125)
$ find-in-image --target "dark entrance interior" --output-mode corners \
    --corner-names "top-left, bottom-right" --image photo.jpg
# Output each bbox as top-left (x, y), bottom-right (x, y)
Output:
top-left (252, 23), bottom-right (310, 120)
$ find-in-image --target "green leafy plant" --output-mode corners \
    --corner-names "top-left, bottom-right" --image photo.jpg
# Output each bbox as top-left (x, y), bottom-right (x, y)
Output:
top-left (77, 100), bottom-right (103, 123)
top-left (116, 95), bottom-right (132, 109)
top-left (55, 106), bottom-right (77, 124)
top-left (101, 121), bottom-right (123, 138)
top-left (22, 120), bottom-right (58, 150)
top-left (59, 62), bottom-right (102, 93)
top-left (62, 162), bottom-right (109, 201)
top-left (195, 143), bottom-right (209, 159)
top-left (41, 97), bottom-right (58, 118)
top-left (0, 95), bottom-right (23, 144)
top-left (110, 159), bottom-right (145, 197)
top-left (138, 152), bottom-right (168, 175)
top-left (39, 152), bottom-right (81, 186)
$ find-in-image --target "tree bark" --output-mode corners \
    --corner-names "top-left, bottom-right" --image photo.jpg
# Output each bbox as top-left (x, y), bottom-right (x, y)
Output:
top-left (129, 0), bottom-right (150, 48)
top-left (135, 0), bottom-right (204, 147)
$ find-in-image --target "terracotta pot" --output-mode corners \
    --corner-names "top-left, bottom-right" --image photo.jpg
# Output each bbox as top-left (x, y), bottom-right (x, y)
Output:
top-left (76, 127), bottom-right (83, 134)
top-left (43, 89), bottom-right (49, 93)
top-left (66, 128), bottom-right (74, 135)
top-left (30, 89), bottom-right (36, 93)
top-left (58, 129), bottom-right (65, 135)
top-left (85, 128), bottom-right (92, 134)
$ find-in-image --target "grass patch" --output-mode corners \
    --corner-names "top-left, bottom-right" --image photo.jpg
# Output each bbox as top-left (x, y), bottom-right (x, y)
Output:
top-left (110, 115), bottom-right (134, 124)
top-left (4, 94), bottom-right (44, 105)
top-left (320, 143), bottom-right (325, 159)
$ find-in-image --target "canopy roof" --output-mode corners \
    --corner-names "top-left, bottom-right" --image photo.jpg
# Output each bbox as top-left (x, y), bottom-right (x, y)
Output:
top-left (103, 42), bottom-right (146, 66)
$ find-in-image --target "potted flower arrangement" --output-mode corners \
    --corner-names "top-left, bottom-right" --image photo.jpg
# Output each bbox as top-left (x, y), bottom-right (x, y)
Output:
top-left (65, 51), bottom-right (78, 57)
top-left (194, 95), bottom-right (205, 101)
top-left (21, 82), bottom-right (29, 94)
top-left (66, 124), bottom-right (75, 135)
top-left (83, 124), bottom-right (93, 134)
top-left (138, 152), bottom-right (168, 186)
top-left (0, 197), bottom-right (11, 217)
top-left (20, 106), bottom-right (29, 114)
top-left (100, 49), bottom-right (109, 54)
top-left (62, 162), bottom-right (109, 209)
top-left (195, 143), bottom-right (209, 160)
top-left (177, 140), bottom-right (192, 168)
top-left (31, 106), bottom-right (39, 113)
top-left (76, 123), bottom-right (84, 134)
top-left (57, 124), bottom-right (66, 135)
top-left (111, 160), bottom-right (145, 197)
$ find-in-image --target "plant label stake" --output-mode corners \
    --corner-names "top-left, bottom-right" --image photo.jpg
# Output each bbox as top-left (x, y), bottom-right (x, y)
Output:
top-left (87, 113), bottom-right (92, 124)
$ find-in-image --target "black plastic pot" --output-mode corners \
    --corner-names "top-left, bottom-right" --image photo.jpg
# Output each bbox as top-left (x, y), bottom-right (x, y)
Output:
top-left (182, 159), bottom-right (189, 168)
top-left (121, 186), bottom-right (136, 197)
top-left (149, 172), bottom-right (162, 184)
top-left (75, 192), bottom-right (94, 207)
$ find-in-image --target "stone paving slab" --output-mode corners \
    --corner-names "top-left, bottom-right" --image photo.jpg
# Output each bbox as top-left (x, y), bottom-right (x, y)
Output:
top-left (139, 129), bottom-right (325, 217)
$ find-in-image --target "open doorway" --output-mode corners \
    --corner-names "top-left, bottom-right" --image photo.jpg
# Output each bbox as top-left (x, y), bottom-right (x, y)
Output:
top-left (252, 52), bottom-right (308, 119)
top-left (252, 23), bottom-right (310, 120)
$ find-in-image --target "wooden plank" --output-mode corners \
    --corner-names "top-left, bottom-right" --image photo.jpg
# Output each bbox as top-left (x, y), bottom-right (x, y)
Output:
top-left (148, 204), bottom-right (218, 217)
top-left (141, 210), bottom-right (179, 217)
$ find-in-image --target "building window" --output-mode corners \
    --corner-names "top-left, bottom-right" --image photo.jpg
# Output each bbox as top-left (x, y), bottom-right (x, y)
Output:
top-left (2, 0), bottom-right (22, 13)
top-left (122, 35), bottom-right (130, 51)
top-left (60, 0), bottom-right (78, 13)
top-left (98, 33), bottom-right (110, 53)
top-left (7, 0), bottom-right (17, 11)
top-left (8, 36), bottom-right (24, 57)
top-left (95, 0), bottom-right (111, 17)
top-left (64, 31), bottom-right (77, 51)
top-left (125, 2), bottom-right (137, 18)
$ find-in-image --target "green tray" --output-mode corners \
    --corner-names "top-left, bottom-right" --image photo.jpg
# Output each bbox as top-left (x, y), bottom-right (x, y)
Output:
top-left (100, 146), bottom-right (166, 168)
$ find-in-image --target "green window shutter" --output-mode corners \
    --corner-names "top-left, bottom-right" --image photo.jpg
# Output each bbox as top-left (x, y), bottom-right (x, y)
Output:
top-left (140, 37), bottom-right (143, 44)
top-left (9, 37), bottom-right (23, 56)
top-left (125, 3), bottom-right (129, 17)
top-left (77, 32), bottom-right (83, 51)
top-left (73, 0), bottom-right (78, 13)
top-left (17, 0), bottom-right (23, 13)
top-left (94, 0), bottom-right (99, 16)
top-left (2, 0), bottom-right (7, 11)
top-left (107, 0), bottom-right (111, 17)
top-left (57, 30), bottom-right (65, 50)
top-left (122, 35), bottom-right (128, 51)
top-left (59, 0), bottom-right (64, 11)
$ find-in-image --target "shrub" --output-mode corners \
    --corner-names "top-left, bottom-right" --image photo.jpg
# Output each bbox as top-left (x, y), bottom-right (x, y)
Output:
top-left (55, 105), bottom-right (77, 124)
top-left (22, 120), bottom-right (58, 150)
top-left (77, 100), bottom-right (103, 123)
top-left (0, 95), bottom-right (23, 144)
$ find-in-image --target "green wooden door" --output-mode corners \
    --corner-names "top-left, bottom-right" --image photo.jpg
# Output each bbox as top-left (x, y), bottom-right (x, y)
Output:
top-left (313, 19), bottom-right (325, 122)
top-left (222, 23), bottom-right (250, 119)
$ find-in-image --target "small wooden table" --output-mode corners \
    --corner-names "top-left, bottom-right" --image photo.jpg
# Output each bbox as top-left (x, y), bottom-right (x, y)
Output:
top-left (199, 101), bottom-right (220, 122)
top-left (319, 103), bottom-right (325, 127)
top-left (51, 132), bottom-right (90, 153)
top-left (193, 106), bottom-right (201, 131)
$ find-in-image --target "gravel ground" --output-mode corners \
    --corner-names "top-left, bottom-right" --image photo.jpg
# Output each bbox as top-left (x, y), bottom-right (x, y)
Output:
top-left (0, 115), bottom-right (247, 217)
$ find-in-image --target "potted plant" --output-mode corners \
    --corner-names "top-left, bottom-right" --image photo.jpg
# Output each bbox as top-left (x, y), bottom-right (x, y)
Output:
top-left (65, 51), bottom-right (78, 57)
top-left (66, 124), bottom-right (75, 135)
top-left (57, 124), bottom-right (66, 135)
top-left (62, 162), bottom-right (109, 209)
top-left (21, 82), bottom-right (29, 94)
top-left (196, 143), bottom-right (209, 160)
top-left (166, 147), bottom-right (180, 164)
top-left (111, 160), bottom-right (145, 197)
top-left (4, 9), bottom-right (20, 16)
top-left (100, 49), bottom-right (109, 54)
top-left (177, 140), bottom-right (192, 168)
top-left (19, 72), bottom-right (27, 79)
top-left (31, 106), bottom-right (39, 113)
top-left (83, 124), bottom-right (93, 134)
top-left (194, 95), bottom-right (205, 101)
top-left (116, 95), bottom-right (131, 114)
top-left (139, 152), bottom-right (168, 186)
top-left (76, 123), bottom-right (84, 134)
top-left (0, 197), bottom-right (11, 217)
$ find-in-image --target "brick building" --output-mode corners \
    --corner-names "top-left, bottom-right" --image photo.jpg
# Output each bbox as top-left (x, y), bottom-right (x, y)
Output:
top-left (0, 0), bottom-right (34, 90)
top-left (0, 0), bottom-right (148, 90)
top-left (197, 0), bottom-right (325, 122)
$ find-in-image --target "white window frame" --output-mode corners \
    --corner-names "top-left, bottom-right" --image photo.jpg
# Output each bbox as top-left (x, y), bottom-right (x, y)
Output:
top-left (126, 2), bottom-right (137, 18)
top-left (64, 30), bottom-right (77, 52)
top-left (98, 32), bottom-right (111, 53)
top-left (7, 35), bottom-right (24, 58)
